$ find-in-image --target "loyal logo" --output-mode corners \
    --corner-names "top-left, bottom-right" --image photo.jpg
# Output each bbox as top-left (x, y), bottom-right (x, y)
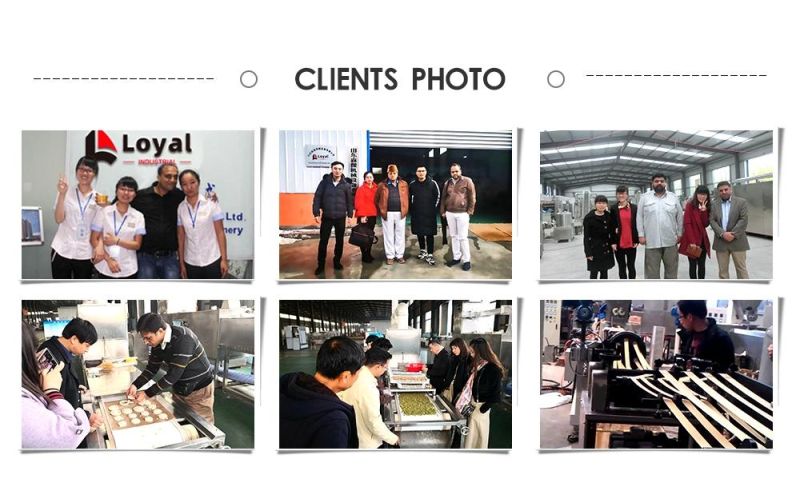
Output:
top-left (85, 130), bottom-right (118, 166)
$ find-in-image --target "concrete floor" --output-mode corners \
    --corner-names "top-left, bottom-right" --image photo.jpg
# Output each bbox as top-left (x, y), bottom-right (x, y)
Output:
top-left (213, 387), bottom-right (255, 449)
top-left (280, 226), bottom-right (512, 280)
top-left (279, 348), bottom-right (512, 449)
top-left (540, 399), bottom-right (578, 449)
top-left (540, 229), bottom-right (772, 280)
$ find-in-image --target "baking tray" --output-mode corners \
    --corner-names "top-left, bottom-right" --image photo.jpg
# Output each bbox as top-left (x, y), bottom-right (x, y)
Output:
top-left (101, 397), bottom-right (175, 430)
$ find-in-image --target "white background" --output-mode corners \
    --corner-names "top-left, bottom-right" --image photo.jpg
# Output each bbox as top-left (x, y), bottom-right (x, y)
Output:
top-left (2, 0), bottom-right (793, 497)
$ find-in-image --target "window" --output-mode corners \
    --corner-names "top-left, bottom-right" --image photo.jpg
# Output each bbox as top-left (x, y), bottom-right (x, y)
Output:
top-left (711, 165), bottom-right (730, 185)
top-left (745, 152), bottom-right (774, 179)
top-left (672, 178), bottom-right (683, 197)
top-left (688, 174), bottom-right (701, 189)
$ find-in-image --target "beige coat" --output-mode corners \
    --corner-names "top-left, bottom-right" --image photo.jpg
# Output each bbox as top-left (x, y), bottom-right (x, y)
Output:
top-left (338, 366), bottom-right (399, 448)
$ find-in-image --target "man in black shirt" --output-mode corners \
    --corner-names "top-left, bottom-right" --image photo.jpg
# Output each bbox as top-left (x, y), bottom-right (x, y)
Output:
top-left (425, 338), bottom-right (451, 395)
top-left (312, 161), bottom-right (354, 276)
top-left (127, 313), bottom-right (216, 424)
top-left (131, 163), bottom-right (184, 279)
top-left (676, 300), bottom-right (736, 371)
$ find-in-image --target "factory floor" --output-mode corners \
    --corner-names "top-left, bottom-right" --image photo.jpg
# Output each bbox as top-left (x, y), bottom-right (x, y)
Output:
top-left (539, 398), bottom-right (578, 449)
top-left (213, 385), bottom-right (255, 449)
top-left (540, 229), bottom-right (772, 280)
top-left (279, 348), bottom-right (513, 449)
top-left (279, 224), bottom-right (512, 280)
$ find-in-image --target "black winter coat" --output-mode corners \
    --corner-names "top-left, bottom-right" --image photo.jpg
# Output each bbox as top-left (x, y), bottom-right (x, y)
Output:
top-left (583, 210), bottom-right (615, 272)
top-left (609, 203), bottom-right (638, 245)
top-left (409, 178), bottom-right (440, 236)
top-left (677, 318), bottom-right (736, 371)
top-left (427, 349), bottom-right (451, 394)
top-left (471, 362), bottom-right (503, 413)
top-left (312, 174), bottom-right (354, 220)
top-left (445, 354), bottom-right (471, 403)
top-left (279, 372), bottom-right (358, 449)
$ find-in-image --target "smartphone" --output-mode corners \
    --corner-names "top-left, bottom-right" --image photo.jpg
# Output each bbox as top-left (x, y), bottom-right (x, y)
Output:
top-left (37, 348), bottom-right (57, 371)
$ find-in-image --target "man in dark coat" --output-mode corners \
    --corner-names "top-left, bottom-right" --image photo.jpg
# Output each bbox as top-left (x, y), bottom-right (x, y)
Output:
top-left (280, 336), bottom-right (364, 448)
top-left (676, 300), bottom-right (735, 371)
top-left (409, 165), bottom-right (441, 265)
top-left (425, 338), bottom-right (451, 395)
top-left (312, 161), bottom-right (354, 276)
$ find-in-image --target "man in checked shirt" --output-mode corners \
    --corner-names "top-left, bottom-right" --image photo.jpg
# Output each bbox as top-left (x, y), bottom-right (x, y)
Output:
top-left (126, 313), bottom-right (216, 424)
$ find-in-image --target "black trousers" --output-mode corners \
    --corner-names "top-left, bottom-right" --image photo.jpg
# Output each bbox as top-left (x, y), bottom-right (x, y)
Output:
top-left (590, 269), bottom-right (609, 279)
top-left (688, 248), bottom-right (707, 279)
top-left (614, 247), bottom-right (637, 279)
top-left (359, 216), bottom-right (377, 256)
top-left (418, 234), bottom-right (434, 253)
top-left (51, 250), bottom-right (93, 279)
top-left (318, 217), bottom-right (345, 265)
top-left (186, 258), bottom-right (223, 279)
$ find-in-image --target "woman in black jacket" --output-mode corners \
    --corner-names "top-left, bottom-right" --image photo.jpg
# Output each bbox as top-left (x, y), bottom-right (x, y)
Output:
top-left (583, 194), bottom-right (616, 279)
top-left (455, 337), bottom-right (504, 449)
top-left (445, 337), bottom-right (471, 404)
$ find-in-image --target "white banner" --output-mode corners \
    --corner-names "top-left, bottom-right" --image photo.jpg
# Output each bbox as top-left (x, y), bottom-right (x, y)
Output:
top-left (64, 130), bottom-right (254, 260)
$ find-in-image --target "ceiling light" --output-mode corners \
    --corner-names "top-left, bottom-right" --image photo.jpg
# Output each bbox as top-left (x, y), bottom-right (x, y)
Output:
top-left (619, 156), bottom-right (687, 167)
top-left (627, 142), bottom-right (712, 158)
top-left (541, 156), bottom-right (618, 167)
top-left (541, 142), bottom-right (625, 155)
top-left (677, 130), bottom-right (751, 143)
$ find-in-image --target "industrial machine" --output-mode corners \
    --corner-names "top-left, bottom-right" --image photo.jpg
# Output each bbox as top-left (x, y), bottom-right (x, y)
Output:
top-left (733, 177), bottom-right (772, 237)
top-left (83, 363), bottom-right (226, 449)
top-left (580, 332), bottom-right (773, 449)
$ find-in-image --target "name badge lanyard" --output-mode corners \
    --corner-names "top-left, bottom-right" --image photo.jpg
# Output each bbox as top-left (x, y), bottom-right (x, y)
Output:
top-left (76, 188), bottom-right (93, 238)
top-left (113, 211), bottom-right (128, 240)
top-left (187, 200), bottom-right (201, 229)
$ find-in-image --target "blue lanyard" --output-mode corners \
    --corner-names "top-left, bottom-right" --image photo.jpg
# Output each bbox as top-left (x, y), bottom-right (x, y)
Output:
top-left (112, 211), bottom-right (128, 237)
top-left (187, 200), bottom-right (201, 229)
top-left (75, 188), bottom-right (92, 219)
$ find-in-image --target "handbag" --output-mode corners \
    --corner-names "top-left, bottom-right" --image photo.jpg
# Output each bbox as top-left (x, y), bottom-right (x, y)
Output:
top-left (348, 223), bottom-right (377, 248)
top-left (686, 243), bottom-right (703, 259)
top-left (460, 400), bottom-right (476, 418)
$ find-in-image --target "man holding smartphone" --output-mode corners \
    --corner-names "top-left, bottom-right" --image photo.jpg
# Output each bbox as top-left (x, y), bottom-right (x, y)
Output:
top-left (37, 318), bottom-right (104, 442)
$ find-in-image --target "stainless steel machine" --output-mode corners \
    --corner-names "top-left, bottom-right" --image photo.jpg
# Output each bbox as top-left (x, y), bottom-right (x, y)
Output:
top-left (83, 364), bottom-right (226, 449)
top-left (733, 177), bottom-right (772, 237)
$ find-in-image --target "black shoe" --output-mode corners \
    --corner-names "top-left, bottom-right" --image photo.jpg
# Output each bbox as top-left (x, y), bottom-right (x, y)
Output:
top-left (333, 261), bottom-right (344, 270)
top-left (314, 265), bottom-right (324, 276)
top-left (462, 262), bottom-right (471, 271)
top-left (446, 259), bottom-right (462, 267)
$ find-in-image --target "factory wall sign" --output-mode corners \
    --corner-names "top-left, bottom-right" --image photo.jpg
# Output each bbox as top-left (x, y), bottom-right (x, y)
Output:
top-left (305, 145), bottom-right (337, 168)
top-left (83, 130), bottom-right (193, 167)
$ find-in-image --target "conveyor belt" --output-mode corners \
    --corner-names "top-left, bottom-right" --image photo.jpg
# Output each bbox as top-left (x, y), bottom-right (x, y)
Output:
top-left (702, 373), bottom-right (772, 422)
top-left (664, 398), bottom-right (711, 449)
top-left (720, 373), bottom-right (773, 411)
top-left (633, 342), bottom-right (651, 370)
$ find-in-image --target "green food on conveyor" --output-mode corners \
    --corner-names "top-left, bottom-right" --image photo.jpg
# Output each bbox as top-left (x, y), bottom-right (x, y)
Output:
top-left (398, 393), bottom-right (437, 416)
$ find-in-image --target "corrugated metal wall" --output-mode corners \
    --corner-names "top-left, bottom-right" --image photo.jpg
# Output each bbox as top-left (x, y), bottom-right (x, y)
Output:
top-left (279, 130), bottom-right (367, 193)
top-left (369, 130), bottom-right (512, 150)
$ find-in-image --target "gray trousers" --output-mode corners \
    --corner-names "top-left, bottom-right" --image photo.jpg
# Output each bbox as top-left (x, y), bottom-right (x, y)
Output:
top-left (644, 246), bottom-right (679, 279)
top-left (716, 250), bottom-right (749, 279)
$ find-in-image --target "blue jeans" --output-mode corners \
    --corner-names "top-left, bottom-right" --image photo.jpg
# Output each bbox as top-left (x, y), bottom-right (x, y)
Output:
top-left (137, 251), bottom-right (180, 279)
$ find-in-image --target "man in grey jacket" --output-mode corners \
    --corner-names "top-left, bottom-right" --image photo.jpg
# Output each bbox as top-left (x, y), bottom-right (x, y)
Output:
top-left (636, 173), bottom-right (683, 279)
top-left (709, 181), bottom-right (750, 279)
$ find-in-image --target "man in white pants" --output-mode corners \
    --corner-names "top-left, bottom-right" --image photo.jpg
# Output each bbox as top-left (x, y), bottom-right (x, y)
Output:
top-left (375, 164), bottom-right (410, 265)
top-left (441, 163), bottom-right (477, 271)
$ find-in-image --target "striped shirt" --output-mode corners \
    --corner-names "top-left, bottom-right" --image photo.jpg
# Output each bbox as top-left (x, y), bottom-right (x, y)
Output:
top-left (133, 325), bottom-right (213, 397)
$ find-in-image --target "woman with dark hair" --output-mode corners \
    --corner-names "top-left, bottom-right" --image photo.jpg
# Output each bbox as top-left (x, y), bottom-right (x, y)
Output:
top-left (90, 176), bottom-right (146, 278)
top-left (51, 156), bottom-right (106, 279)
top-left (679, 185), bottom-right (712, 279)
top-left (445, 337), bottom-right (471, 404)
top-left (583, 194), bottom-right (616, 279)
top-left (455, 337), bottom-right (504, 449)
top-left (177, 169), bottom-right (228, 279)
top-left (354, 171), bottom-right (378, 263)
top-left (21, 322), bottom-right (90, 448)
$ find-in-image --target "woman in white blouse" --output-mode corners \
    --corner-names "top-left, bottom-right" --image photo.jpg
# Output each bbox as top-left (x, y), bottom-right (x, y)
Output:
top-left (51, 156), bottom-right (105, 279)
top-left (177, 169), bottom-right (228, 279)
top-left (90, 176), bottom-right (146, 279)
